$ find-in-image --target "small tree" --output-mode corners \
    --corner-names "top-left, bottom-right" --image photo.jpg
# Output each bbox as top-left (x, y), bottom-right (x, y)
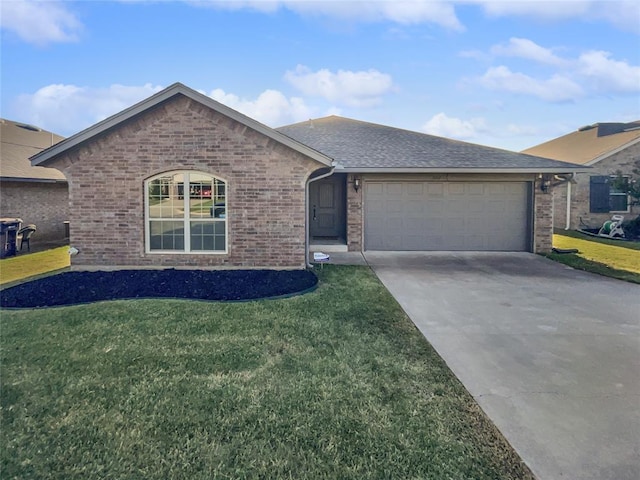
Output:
top-left (611, 159), bottom-right (640, 239)
top-left (611, 158), bottom-right (640, 207)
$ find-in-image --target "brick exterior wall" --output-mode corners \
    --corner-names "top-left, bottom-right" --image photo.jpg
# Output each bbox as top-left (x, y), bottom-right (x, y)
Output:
top-left (346, 174), bottom-right (363, 251)
top-left (44, 95), bottom-right (325, 269)
top-left (553, 142), bottom-right (640, 230)
top-left (0, 181), bottom-right (69, 242)
top-left (534, 177), bottom-right (553, 253)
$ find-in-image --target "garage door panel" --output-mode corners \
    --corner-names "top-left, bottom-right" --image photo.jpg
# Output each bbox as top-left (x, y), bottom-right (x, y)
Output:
top-left (467, 183), bottom-right (485, 195)
top-left (406, 183), bottom-right (425, 195)
top-left (448, 183), bottom-right (466, 195)
top-left (365, 181), bottom-right (529, 251)
top-left (368, 183), bottom-right (384, 195)
top-left (406, 200), bottom-right (425, 213)
top-left (385, 183), bottom-right (403, 195)
top-left (386, 200), bottom-right (405, 214)
top-left (426, 183), bottom-right (444, 196)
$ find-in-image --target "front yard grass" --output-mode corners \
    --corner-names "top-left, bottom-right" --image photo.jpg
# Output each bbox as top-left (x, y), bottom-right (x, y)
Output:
top-left (550, 232), bottom-right (640, 283)
top-left (0, 246), bottom-right (70, 286)
top-left (555, 228), bottom-right (640, 250)
top-left (1, 265), bottom-right (533, 479)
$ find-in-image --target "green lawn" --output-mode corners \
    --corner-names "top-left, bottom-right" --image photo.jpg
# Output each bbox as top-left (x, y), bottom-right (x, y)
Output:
top-left (0, 266), bottom-right (533, 479)
top-left (0, 246), bottom-right (70, 286)
top-left (555, 228), bottom-right (640, 250)
top-left (550, 231), bottom-right (640, 283)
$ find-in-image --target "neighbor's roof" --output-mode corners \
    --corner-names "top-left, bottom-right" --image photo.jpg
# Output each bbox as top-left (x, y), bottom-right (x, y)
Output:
top-left (0, 119), bottom-right (66, 182)
top-left (522, 121), bottom-right (640, 166)
top-left (30, 83), bottom-right (333, 168)
top-left (277, 116), bottom-right (583, 173)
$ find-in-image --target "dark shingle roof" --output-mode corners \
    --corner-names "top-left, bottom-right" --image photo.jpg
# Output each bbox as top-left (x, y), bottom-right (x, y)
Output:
top-left (277, 116), bottom-right (584, 172)
top-left (0, 119), bottom-right (66, 182)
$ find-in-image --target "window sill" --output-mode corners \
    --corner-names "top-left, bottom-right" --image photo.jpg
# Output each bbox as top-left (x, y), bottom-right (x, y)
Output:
top-left (145, 250), bottom-right (229, 255)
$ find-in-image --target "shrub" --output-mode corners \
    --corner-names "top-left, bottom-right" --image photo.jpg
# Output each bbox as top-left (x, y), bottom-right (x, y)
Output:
top-left (622, 215), bottom-right (640, 240)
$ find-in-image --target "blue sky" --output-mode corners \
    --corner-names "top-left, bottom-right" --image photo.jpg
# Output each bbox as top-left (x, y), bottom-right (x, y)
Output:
top-left (1, 0), bottom-right (639, 151)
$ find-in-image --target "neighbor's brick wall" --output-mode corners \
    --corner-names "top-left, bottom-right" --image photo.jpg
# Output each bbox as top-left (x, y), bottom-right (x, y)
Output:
top-left (553, 142), bottom-right (640, 229)
top-left (534, 177), bottom-right (553, 253)
top-left (0, 181), bottom-right (69, 242)
top-left (346, 174), bottom-right (363, 251)
top-left (45, 94), bottom-right (324, 269)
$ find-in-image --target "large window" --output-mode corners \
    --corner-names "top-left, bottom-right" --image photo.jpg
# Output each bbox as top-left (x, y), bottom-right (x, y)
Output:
top-left (146, 171), bottom-right (227, 253)
top-left (590, 175), bottom-right (629, 213)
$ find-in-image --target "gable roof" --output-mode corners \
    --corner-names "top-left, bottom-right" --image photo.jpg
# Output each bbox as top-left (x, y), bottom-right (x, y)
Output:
top-left (277, 116), bottom-right (583, 173)
top-left (522, 121), bottom-right (640, 166)
top-left (0, 119), bottom-right (67, 183)
top-left (30, 83), bottom-right (333, 168)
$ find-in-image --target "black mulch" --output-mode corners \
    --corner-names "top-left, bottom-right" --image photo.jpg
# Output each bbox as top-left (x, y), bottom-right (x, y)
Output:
top-left (0, 269), bottom-right (318, 309)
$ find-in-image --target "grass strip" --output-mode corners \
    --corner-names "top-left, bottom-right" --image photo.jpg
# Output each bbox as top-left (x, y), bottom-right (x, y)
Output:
top-left (1, 265), bottom-right (533, 480)
top-left (553, 234), bottom-right (640, 274)
top-left (0, 246), bottom-right (70, 286)
top-left (554, 229), bottom-right (640, 250)
top-left (546, 252), bottom-right (640, 284)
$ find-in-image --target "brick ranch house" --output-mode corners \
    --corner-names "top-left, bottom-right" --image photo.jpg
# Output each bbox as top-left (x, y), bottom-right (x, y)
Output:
top-left (31, 83), bottom-right (582, 270)
top-left (523, 121), bottom-right (640, 230)
top-left (1, 119), bottom-right (68, 243)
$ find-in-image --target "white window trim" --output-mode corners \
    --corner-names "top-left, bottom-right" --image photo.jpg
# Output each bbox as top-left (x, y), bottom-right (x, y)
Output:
top-left (609, 175), bottom-right (631, 213)
top-left (144, 171), bottom-right (229, 254)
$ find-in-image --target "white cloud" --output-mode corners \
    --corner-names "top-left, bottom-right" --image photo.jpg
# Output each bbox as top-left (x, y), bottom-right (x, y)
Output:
top-left (14, 81), bottom-right (335, 135)
top-left (471, 39), bottom-right (640, 101)
top-left (192, 0), bottom-right (464, 30)
top-left (592, 0), bottom-right (640, 33)
top-left (191, 0), bottom-right (639, 32)
top-left (578, 50), bottom-right (640, 93)
top-left (490, 37), bottom-right (567, 66)
top-left (422, 112), bottom-right (487, 139)
top-left (208, 88), bottom-right (315, 126)
top-left (284, 65), bottom-right (394, 107)
top-left (0, 0), bottom-right (83, 46)
top-left (506, 123), bottom-right (540, 136)
top-left (478, 66), bottom-right (584, 102)
top-left (15, 84), bottom-right (164, 135)
top-left (474, 0), bottom-right (592, 19)
top-left (475, 0), bottom-right (640, 33)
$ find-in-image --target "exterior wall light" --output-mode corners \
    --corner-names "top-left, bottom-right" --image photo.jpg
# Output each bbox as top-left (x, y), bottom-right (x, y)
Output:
top-left (540, 174), bottom-right (552, 192)
top-left (353, 177), bottom-right (361, 192)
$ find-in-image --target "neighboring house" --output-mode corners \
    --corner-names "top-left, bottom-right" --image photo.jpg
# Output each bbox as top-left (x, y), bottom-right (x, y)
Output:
top-left (0, 118), bottom-right (69, 242)
top-left (31, 83), bottom-right (581, 270)
top-left (523, 121), bottom-right (640, 230)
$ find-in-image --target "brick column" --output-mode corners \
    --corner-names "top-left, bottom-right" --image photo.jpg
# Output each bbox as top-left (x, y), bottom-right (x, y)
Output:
top-left (346, 174), bottom-right (363, 251)
top-left (534, 177), bottom-right (553, 253)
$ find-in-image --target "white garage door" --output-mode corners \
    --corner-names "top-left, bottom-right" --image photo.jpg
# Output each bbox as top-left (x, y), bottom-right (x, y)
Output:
top-left (365, 182), bottom-right (531, 251)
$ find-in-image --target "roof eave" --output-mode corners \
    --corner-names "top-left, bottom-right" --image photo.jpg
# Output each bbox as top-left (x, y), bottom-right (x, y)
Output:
top-left (338, 167), bottom-right (590, 174)
top-left (30, 83), bottom-right (333, 168)
top-left (585, 136), bottom-right (640, 166)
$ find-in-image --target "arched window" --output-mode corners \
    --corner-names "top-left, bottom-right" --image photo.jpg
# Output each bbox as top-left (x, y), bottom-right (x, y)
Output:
top-left (145, 171), bottom-right (227, 253)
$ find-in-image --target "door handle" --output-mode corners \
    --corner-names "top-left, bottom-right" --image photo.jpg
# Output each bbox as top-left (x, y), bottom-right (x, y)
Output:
top-left (313, 205), bottom-right (317, 221)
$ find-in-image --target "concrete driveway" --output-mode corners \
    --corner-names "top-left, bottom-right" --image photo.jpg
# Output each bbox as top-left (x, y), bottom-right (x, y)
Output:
top-left (364, 252), bottom-right (640, 480)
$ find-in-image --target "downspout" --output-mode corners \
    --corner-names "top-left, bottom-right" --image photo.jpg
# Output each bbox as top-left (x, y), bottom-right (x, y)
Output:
top-left (565, 181), bottom-right (572, 230)
top-left (305, 165), bottom-right (336, 268)
top-left (552, 173), bottom-right (576, 230)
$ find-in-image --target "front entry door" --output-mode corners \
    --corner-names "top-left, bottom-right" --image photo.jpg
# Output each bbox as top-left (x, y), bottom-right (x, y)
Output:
top-left (309, 175), bottom-right (345, 239)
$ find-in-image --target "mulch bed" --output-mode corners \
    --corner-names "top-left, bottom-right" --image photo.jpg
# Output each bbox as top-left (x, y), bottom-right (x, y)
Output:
top-left (0, 269), bottom-right (318, 309)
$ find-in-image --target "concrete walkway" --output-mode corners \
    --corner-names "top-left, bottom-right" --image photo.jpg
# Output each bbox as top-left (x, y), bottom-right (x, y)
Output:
top-left (363, 252), bottom-right (640, 480)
